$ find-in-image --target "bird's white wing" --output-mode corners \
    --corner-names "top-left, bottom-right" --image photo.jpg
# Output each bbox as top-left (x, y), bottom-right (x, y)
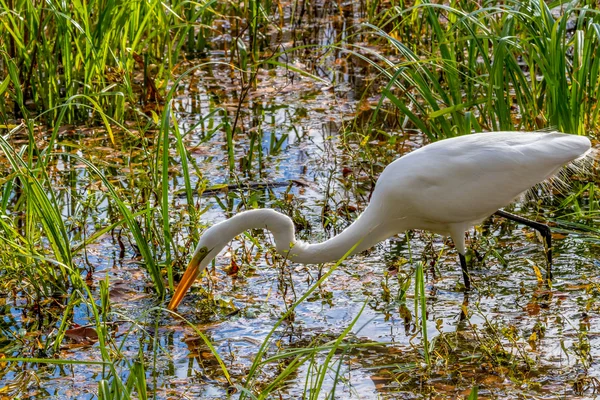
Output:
top-left (373, 132), bottom-right (590, 229)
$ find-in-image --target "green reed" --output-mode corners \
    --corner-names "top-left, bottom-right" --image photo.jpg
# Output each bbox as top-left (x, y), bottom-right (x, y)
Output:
top-left (0, 132), bottom-right (76, 291)
top-left (360, 0), bottom-right (600, 139)
top-left (415, 262), bottom-right (430, 365)
top-left (0, 0), bottom-right (217, 125)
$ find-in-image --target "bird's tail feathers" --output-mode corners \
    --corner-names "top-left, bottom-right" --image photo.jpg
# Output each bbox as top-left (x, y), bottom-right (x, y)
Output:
top-left (524, 147), bottom-right (596, 202)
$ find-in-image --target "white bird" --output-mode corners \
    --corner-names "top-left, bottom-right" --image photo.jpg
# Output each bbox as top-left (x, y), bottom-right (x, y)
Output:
top-left (168, 131), bottom-right (591, 310)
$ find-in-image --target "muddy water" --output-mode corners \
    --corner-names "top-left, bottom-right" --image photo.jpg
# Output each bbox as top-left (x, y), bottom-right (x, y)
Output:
top-left (3, 9), bottom-right (600, 400)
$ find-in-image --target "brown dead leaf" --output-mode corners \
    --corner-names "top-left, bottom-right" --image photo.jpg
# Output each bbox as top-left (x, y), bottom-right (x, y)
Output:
top-left (564, 284), bottom-right (591, 291)
top-left (370, 374), bottom-right (389, 389)
top-left (65, 326), bottom-right (98, 344)
top-left (109, 286), bottom-right (129, 301)
top-left (224, 259), bottom-right (240, 276)
top-left (524, 302), bottom-right (540, 316)
top-left (338, 204), bottom-right (358, 214)
top-left (432, 382), bottom-right (457, 392)
top-left (200, 351), bottom-right (216, 359)
top-left (189, 146), bottom-right (212, 155)
top-left (481, 374), bottom-right (504, 385)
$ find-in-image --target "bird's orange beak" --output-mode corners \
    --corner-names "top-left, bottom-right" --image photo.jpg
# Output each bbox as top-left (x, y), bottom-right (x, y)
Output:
top-left (168, 250), bottom-right (205, 310)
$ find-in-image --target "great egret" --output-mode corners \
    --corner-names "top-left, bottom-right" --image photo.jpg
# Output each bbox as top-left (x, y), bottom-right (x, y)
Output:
top-left (168, 131), bottom-right (591, 310)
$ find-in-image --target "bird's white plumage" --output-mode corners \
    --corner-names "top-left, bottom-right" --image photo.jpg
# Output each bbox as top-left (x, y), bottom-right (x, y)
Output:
top-left (365, 131), bottom-right (591, 252)
top-left (169, 131), bottom-right (591, 308)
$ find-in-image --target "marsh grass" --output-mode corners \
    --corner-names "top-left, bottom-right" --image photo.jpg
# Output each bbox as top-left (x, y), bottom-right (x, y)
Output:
top-left (0, 132), bottom-right (75, 292)
top-left (354, 0), bottom-right (600, 139)
top-left (0, 0), bottom-right (221, 125)
top-left (414, 262), bottom-right (430, 365)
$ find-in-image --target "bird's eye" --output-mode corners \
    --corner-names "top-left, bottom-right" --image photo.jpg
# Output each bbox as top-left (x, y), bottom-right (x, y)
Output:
top-left (198, 246), bottom-right (208, 256)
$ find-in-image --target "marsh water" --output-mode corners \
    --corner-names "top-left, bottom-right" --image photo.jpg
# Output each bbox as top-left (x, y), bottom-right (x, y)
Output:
top-left (2, 4), bottom-right (600, 400)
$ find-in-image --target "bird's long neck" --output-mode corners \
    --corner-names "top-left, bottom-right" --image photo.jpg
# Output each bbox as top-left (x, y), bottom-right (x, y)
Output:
top-left (218, 208), bottom-right (393, 264)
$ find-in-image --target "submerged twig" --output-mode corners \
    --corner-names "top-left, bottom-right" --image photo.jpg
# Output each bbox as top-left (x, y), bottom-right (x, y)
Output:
top-left (175, 179), bottom-right (310, 198)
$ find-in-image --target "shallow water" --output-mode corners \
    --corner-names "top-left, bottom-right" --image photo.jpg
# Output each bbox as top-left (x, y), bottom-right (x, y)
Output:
top-left (4, 86), bottom-right (600, 399)
top-left (2, 5), bottom-right (600, 400)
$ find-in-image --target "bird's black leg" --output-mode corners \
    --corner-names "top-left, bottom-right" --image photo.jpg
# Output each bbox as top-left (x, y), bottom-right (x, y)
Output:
top-left (459, 253), bottom-right (471, 290)
top-left (494, 209), bottom-right (553, 280)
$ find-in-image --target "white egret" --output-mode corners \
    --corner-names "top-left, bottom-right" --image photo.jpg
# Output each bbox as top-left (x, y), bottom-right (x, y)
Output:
top-left (168, 131), bottom-right (591, 310)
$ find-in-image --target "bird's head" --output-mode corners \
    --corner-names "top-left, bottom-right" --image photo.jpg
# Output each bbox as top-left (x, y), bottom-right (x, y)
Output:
top-left (167, 226), bottom-right (225, 310)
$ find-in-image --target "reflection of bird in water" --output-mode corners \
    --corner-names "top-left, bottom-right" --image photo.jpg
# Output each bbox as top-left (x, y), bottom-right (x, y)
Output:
top-left (169, 131), bottom-right (591, 309)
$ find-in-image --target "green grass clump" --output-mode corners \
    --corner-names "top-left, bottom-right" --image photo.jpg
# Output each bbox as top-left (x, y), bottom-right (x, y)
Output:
top-left (0, 0), bottom-right (217, 126)
top-left (359, 0), bottom-right (600, 139)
